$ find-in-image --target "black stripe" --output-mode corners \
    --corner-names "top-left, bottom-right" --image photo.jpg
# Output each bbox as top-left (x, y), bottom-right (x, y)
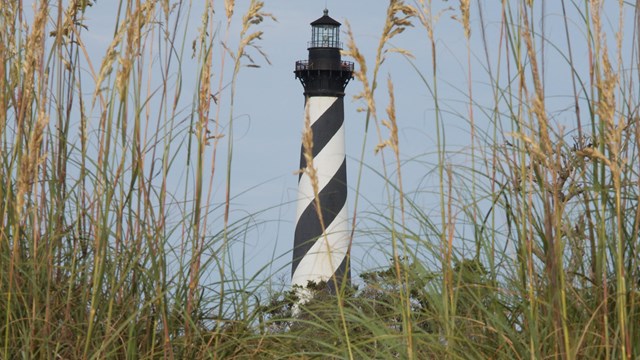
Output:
top-left (326, 255), bottom-right (350, 294)
top-left (299, 97), bottom-right (344, 182)
top-left (292, 159), bottom-right (347, 277)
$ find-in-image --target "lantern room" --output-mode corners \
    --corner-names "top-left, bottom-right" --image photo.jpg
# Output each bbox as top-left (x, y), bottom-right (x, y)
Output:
top-left (309, 9), bottom-right (342, 49)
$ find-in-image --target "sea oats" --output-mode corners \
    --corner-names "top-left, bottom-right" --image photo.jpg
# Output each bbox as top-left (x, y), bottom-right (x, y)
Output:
top-left (459, 0), bottom-right (470, 39)
top-left (225, 0), bottom-right (234, 21)
top-left (521, 11), bottom-right (551, 156)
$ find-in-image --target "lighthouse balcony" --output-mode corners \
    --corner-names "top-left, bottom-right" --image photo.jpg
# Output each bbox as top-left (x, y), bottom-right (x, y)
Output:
top-left (307, 40), bottom-right (343, 49)
top-left (295, 58), bottom-right (354, 96)
top-left (295, 60), bottom-right (354, 72)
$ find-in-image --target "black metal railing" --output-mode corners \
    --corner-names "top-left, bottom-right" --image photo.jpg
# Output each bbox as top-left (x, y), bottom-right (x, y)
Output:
top-left (307, 40), bottom-right (343, 49)
top-left (295, 60), bottom-right (354, 72)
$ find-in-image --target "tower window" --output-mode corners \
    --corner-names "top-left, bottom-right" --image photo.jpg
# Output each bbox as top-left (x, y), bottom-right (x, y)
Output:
top-left (311, 25), bottom-right (339, 48)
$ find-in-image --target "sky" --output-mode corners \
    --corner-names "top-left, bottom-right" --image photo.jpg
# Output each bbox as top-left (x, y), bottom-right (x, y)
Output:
top-left (34, 0), bottom-right (637, 289)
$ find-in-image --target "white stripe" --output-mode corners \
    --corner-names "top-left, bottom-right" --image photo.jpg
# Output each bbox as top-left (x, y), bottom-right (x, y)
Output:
top-left (291, 204), bottom-right (349, 287)
top-left (295, 123), bottom-right (346, 224)
top-left (307, 96), bottom-right (337, 126)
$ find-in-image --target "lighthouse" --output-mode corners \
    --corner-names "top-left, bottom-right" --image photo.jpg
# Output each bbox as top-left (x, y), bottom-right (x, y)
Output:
top-left (292, 9), bottom-right (354, 292)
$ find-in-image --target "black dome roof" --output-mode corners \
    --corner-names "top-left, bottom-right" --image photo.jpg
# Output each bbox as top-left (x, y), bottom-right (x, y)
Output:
top-left (310, 9), bottom-right (341, 26)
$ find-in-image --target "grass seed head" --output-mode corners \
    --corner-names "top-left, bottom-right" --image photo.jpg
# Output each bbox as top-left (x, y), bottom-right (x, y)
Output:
top-left (459, 0), bottom-right (470, 39)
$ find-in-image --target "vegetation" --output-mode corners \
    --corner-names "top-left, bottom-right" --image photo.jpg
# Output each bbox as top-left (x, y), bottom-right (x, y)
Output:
top-left (1, 0), bottom-right (639, 358)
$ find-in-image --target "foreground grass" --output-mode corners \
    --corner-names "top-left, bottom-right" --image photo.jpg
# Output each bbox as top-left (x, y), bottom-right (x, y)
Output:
top-left (1, 0), bottom-right (639, 358)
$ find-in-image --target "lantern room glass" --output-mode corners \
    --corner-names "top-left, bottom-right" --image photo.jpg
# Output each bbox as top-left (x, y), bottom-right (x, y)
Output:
top-left (311, 24), bottom-right (339, 48)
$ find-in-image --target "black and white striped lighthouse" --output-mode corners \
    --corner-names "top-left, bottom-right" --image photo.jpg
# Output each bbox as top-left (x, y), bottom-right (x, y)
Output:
top-left (292, 9), bottom-right (354, 292)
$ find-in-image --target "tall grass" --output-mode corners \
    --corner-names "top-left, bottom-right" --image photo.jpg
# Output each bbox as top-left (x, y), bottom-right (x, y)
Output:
top-left (1, 0), bottom-right (273, 357)
top-left (1, 0), bottom-right (639, 358)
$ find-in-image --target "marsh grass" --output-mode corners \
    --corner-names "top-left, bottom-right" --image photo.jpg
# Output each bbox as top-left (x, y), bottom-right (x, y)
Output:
top-left (2, 0), bottom-right (640, 358)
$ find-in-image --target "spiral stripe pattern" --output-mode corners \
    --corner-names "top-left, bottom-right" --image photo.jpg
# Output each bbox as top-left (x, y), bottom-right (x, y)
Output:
top-left (292, 96), bottom-right (349, 290)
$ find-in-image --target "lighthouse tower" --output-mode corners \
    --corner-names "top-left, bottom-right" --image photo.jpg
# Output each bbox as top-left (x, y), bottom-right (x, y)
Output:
top-left (292, 9), bottom-right (354, 292)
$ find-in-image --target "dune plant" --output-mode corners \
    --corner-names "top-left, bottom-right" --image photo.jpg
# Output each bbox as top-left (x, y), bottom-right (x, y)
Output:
top-left (1, 0), bottom-right (273, 358)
